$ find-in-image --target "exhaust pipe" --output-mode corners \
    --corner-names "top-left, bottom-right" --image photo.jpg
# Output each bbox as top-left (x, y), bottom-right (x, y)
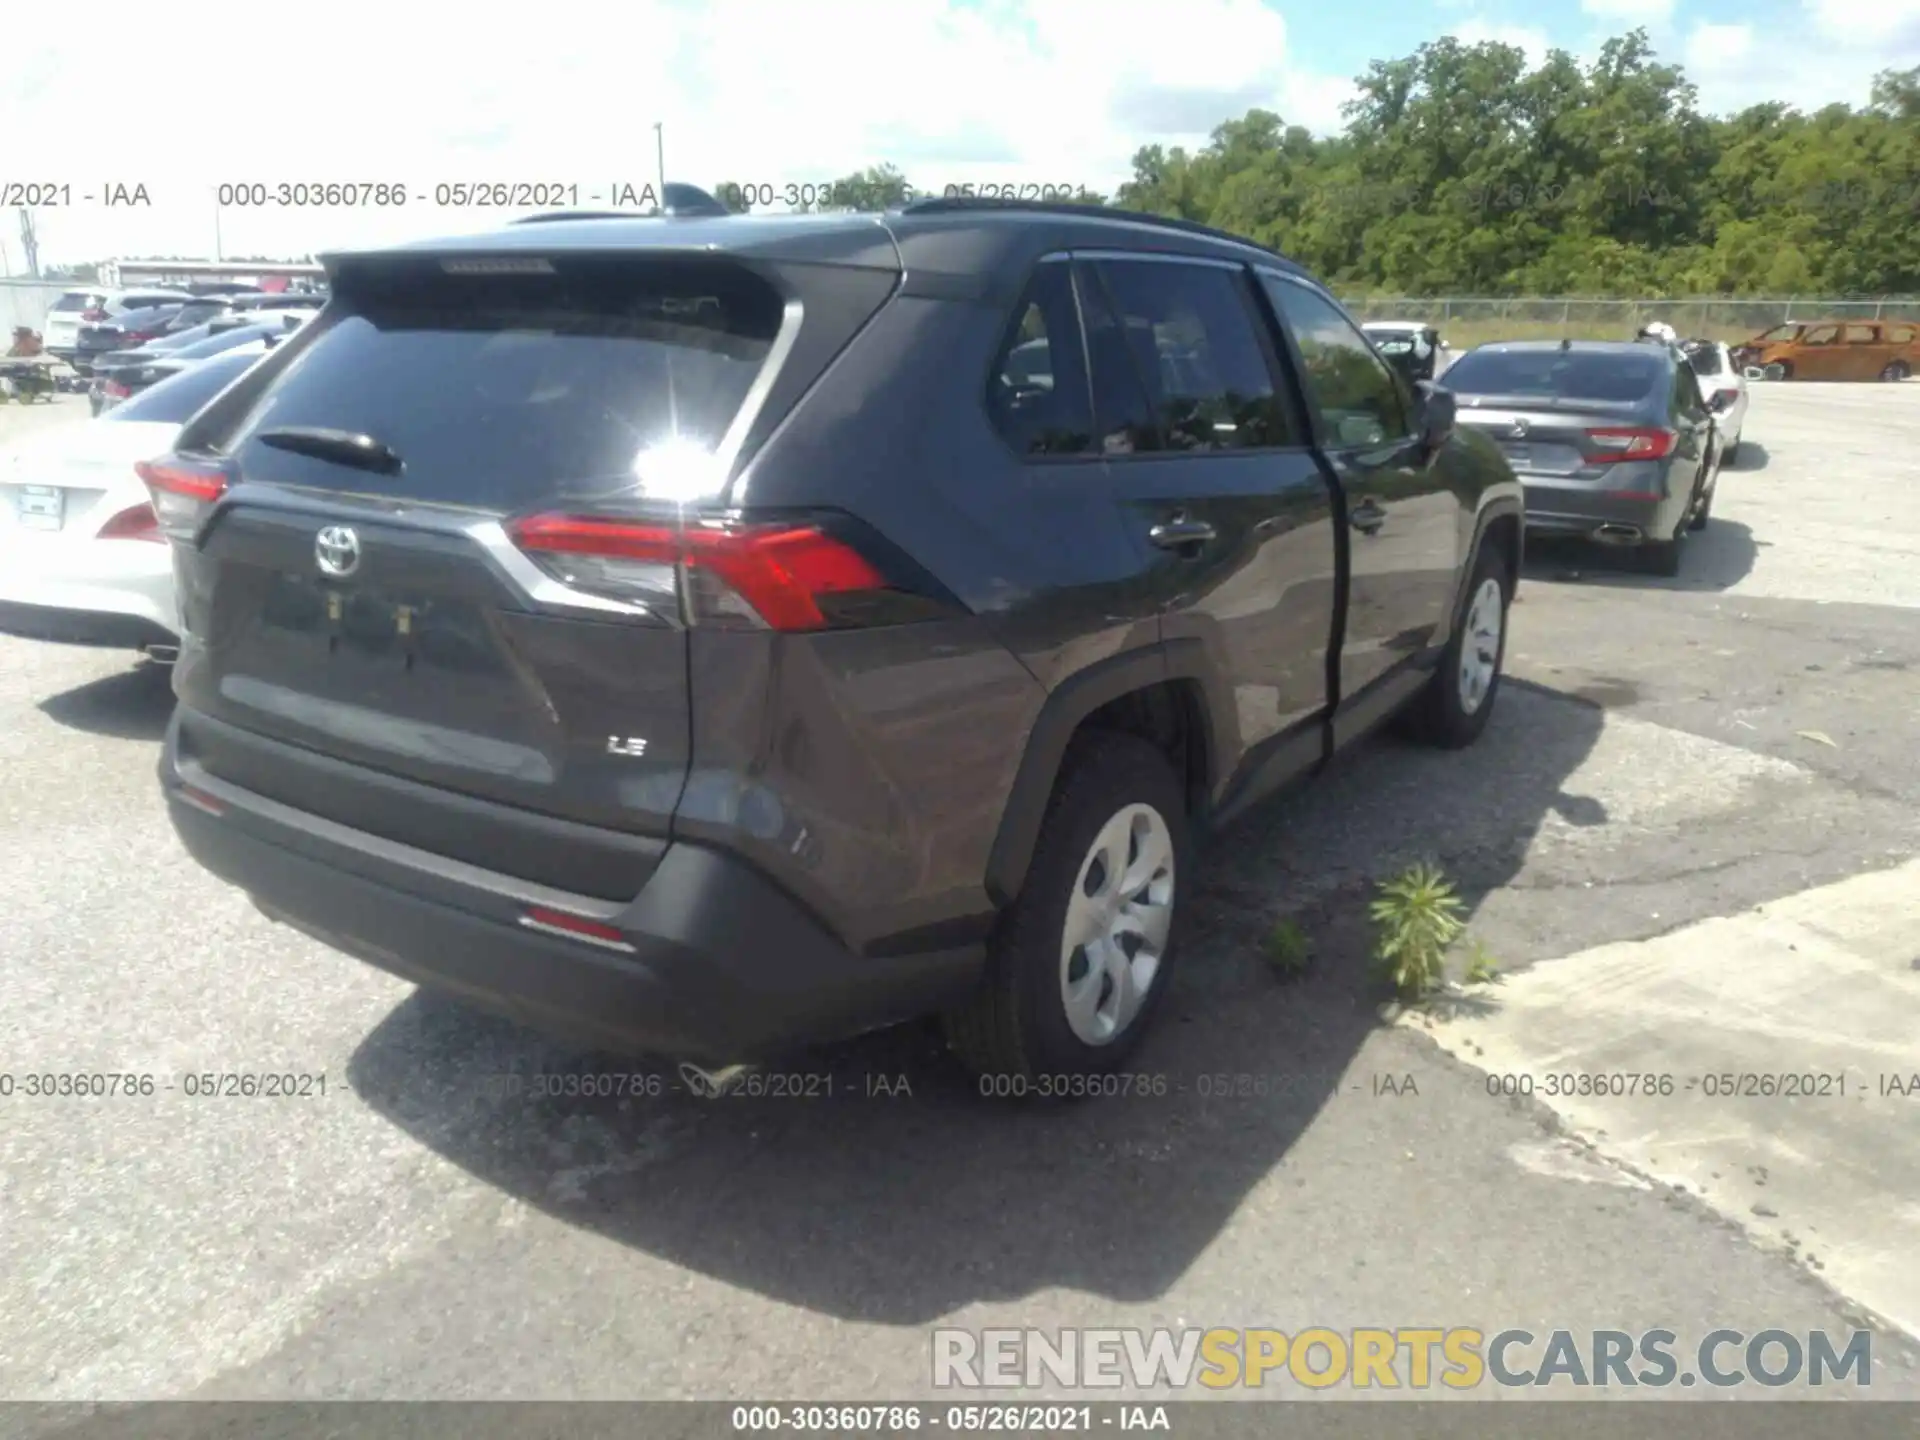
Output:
top-left (143, 643), bottom-right (180, 665)
top-left (1592, 524), bottom-right (1642, 545)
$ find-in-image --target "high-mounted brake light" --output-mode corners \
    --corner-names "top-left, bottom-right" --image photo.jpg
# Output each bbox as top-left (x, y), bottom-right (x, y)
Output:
top-left (1585, 427), bottom-right (1677, 463)
top-left (137, 457), bottom-right (232, 541)
top-left (507, 513), bottom-right (888, 631)
top-left (96, 501), bottom-right (163, 542)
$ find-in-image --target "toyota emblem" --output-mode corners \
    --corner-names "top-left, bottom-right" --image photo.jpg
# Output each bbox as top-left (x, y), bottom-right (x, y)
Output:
top-left (314, 525), bottom-right (361, 578)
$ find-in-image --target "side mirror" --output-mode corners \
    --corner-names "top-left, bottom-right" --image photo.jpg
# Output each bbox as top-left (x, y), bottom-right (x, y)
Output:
top-left (1415, 379), bottom-right (1455, 454)
top-left (1743, 366), bottom-right (1767, 381)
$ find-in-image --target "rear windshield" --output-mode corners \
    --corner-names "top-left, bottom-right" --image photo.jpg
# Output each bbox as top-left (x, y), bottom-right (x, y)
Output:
top-left (111, 351), bottom-right (263, 425)
top-left (220, 259), bottom-right (783, 510)
top-left (53, 292), bottom-right (102, 313)
top-left (1441, 348), bottom-right (1665, 402)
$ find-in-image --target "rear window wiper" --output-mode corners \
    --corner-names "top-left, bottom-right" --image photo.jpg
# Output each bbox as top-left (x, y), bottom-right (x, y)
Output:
top-left (256, 426), bottom-right (405, 476)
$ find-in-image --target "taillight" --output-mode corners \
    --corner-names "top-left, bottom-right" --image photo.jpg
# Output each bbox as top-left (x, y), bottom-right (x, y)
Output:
top-left (1585, 427), bottom-right (1677, 462)
top-left (96, 501), bottom-right (163, 542)
top-left (137, 456), bottom-right (232, 541)
top-left (103, 380), bottom-right (131, 399)
top-left (506, 512), bottom-right (889, 631)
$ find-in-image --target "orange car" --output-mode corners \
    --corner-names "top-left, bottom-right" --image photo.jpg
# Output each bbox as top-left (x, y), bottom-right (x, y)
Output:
top-left (1731, 318), bottom-right (1918, 381)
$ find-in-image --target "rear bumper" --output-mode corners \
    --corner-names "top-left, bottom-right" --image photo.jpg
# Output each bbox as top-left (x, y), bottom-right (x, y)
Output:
top-left (160, 713), bottom-right (985, 1063)
top-left (1520, 479), bottom-right (1680, 542)
top-left (0, 540), bottom-right (178, 644)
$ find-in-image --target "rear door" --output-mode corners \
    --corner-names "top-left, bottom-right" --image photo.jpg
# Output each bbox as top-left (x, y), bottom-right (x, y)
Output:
top-left (1076, 254), bottom-right (1338, 773)
top-left (164, 253), bottom-right (812, 897)
top-left (1257, 273), bottom-right (1460, 705)
top-left (1840, 322), bottom-right (1893, 380)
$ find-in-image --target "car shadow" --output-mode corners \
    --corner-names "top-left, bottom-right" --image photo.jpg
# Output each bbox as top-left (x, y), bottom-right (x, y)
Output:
top-left (37, 661), bottom-right (175, 740)
top-left (1522, 518), bottom-right (1758, 594)
top-left (347, 678), bottom-right (1606, 1324)
top-left (1722, 441), bottom-right (1769, 473)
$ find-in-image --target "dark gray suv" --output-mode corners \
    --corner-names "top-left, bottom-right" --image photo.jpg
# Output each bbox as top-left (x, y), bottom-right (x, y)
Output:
top-left (149, 195), bottom-right (1523, 1082)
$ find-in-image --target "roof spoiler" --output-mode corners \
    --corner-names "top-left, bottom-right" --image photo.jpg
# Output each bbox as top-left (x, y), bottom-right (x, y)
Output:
top-left (512, 183), bottom-right (732, 226)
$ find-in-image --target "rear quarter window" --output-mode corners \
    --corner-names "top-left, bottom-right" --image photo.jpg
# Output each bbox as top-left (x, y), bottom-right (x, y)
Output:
top-left (217, 257), bottom-right (784, 512)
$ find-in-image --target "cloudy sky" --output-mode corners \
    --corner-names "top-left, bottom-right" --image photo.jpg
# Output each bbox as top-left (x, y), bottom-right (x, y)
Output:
top-left (3, 0), bottom-right (1915, 270)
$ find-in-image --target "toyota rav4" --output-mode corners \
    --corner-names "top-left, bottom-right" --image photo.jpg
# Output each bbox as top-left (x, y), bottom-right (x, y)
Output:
top-left (152, 193), bottom-right (1523, 1082)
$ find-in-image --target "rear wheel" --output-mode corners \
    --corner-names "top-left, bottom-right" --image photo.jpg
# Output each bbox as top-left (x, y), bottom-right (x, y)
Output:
top-left (1402, 540), bottom-right (1511, 749)
top-left (946, 734), bottom-right (1189, 1088)
top-left (1688, 473), bottom-right (1715, 532)
top-left (1881, 361), bottom-right (1910, 382)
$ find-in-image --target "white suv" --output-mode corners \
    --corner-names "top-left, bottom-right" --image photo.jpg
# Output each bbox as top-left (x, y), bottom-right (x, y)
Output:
top-left (41, 287), bottom-right (193, 363)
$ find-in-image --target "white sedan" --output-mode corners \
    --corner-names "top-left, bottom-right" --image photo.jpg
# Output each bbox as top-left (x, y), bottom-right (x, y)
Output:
top-left (1683, 339), bottom-right (1749, 464)
top-left (0, 348), bottom-right (263, 659)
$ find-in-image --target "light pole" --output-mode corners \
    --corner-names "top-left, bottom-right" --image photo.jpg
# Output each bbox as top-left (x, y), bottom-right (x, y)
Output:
top-left (214, 201), bottom-right (224, 263)
top-left (654, 122), bottom-right (666, 204)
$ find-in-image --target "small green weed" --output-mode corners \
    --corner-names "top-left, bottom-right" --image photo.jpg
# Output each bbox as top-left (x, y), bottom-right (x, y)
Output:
top-left (1464, 937), bottom-right (1501, 985)
top-left (1370, 862), bottom-right (1467, 1002)
top-left (1262, 918), bottom-right (1312, 979)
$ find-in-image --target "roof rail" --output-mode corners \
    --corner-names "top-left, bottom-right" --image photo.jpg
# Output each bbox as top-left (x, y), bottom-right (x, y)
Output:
top-left (895, 195), bottom-right (1290, 262)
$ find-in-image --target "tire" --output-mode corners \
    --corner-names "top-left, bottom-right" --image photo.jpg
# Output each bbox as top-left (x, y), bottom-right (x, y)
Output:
top-left (945, 733), bottom-right (1189, 1087)
top-left (1637, 535), bottom-right (1684, 576)
top-left (1722, 441), bottom-right (1740, 465)
top-left (1882, 362), bottom-right (1910, 382)
top-left (1688, 475), bottom-right (1714, 531)
top-left (1401, 540), bottom-right (1511, 750)
top-left (1775, 362), bottom-right (1794, 381)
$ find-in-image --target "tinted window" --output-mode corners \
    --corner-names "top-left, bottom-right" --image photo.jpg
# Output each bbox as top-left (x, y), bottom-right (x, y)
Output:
top-left (1261, 277), bottom-right (1408, 446)
top-left (1889, 325), bottom-right (1917, 345)
top-left (1440, 348), bottom-right (1666, 404)
top-left (1075, 264), bottom-right (1161, 455)
top-left (1091, 259), bottom-right (1292, 451)
top-left (1802, 324), bottom-right (1840, 345)
top-left (110, 350), bottom-right (263, 424)
top-left (987, 262), bottom-right (1093, 457)
top-left (220, 258), bottom-right (783, 510)
top-left (1843, 324), bottom-right (1878, 343)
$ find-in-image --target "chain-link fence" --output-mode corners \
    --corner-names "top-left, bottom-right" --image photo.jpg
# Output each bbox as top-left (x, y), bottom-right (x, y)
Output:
top-left (1340, 295), bottom-right (1920, 344)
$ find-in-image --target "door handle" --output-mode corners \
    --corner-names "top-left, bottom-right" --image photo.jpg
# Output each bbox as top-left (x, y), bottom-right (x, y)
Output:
top-left (1148, 517), bottom-right (1216, 553)
top-left (1350, 499), bottom-right (1387, 535)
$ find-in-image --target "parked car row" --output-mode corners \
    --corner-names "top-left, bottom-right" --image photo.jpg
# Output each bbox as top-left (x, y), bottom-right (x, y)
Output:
top-left (42, 284), bottom-right (328, 374)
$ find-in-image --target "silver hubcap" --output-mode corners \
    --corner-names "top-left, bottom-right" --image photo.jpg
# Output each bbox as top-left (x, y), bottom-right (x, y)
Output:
top-left (1059, 804), bottom-right (1175, 1046)
top-left (1458, 576), bottom-right (1504, 715)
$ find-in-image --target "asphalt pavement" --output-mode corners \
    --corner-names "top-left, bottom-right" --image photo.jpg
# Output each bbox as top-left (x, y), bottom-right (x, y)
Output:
top-left (1, 381), bottom-right (1917, 1410)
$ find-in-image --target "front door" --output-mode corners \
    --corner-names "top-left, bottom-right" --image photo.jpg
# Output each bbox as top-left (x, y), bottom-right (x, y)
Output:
top-left (1256, 273), bottom-right (1461, 707)
top-left (1794, 323), bottom-right (1845, 379)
